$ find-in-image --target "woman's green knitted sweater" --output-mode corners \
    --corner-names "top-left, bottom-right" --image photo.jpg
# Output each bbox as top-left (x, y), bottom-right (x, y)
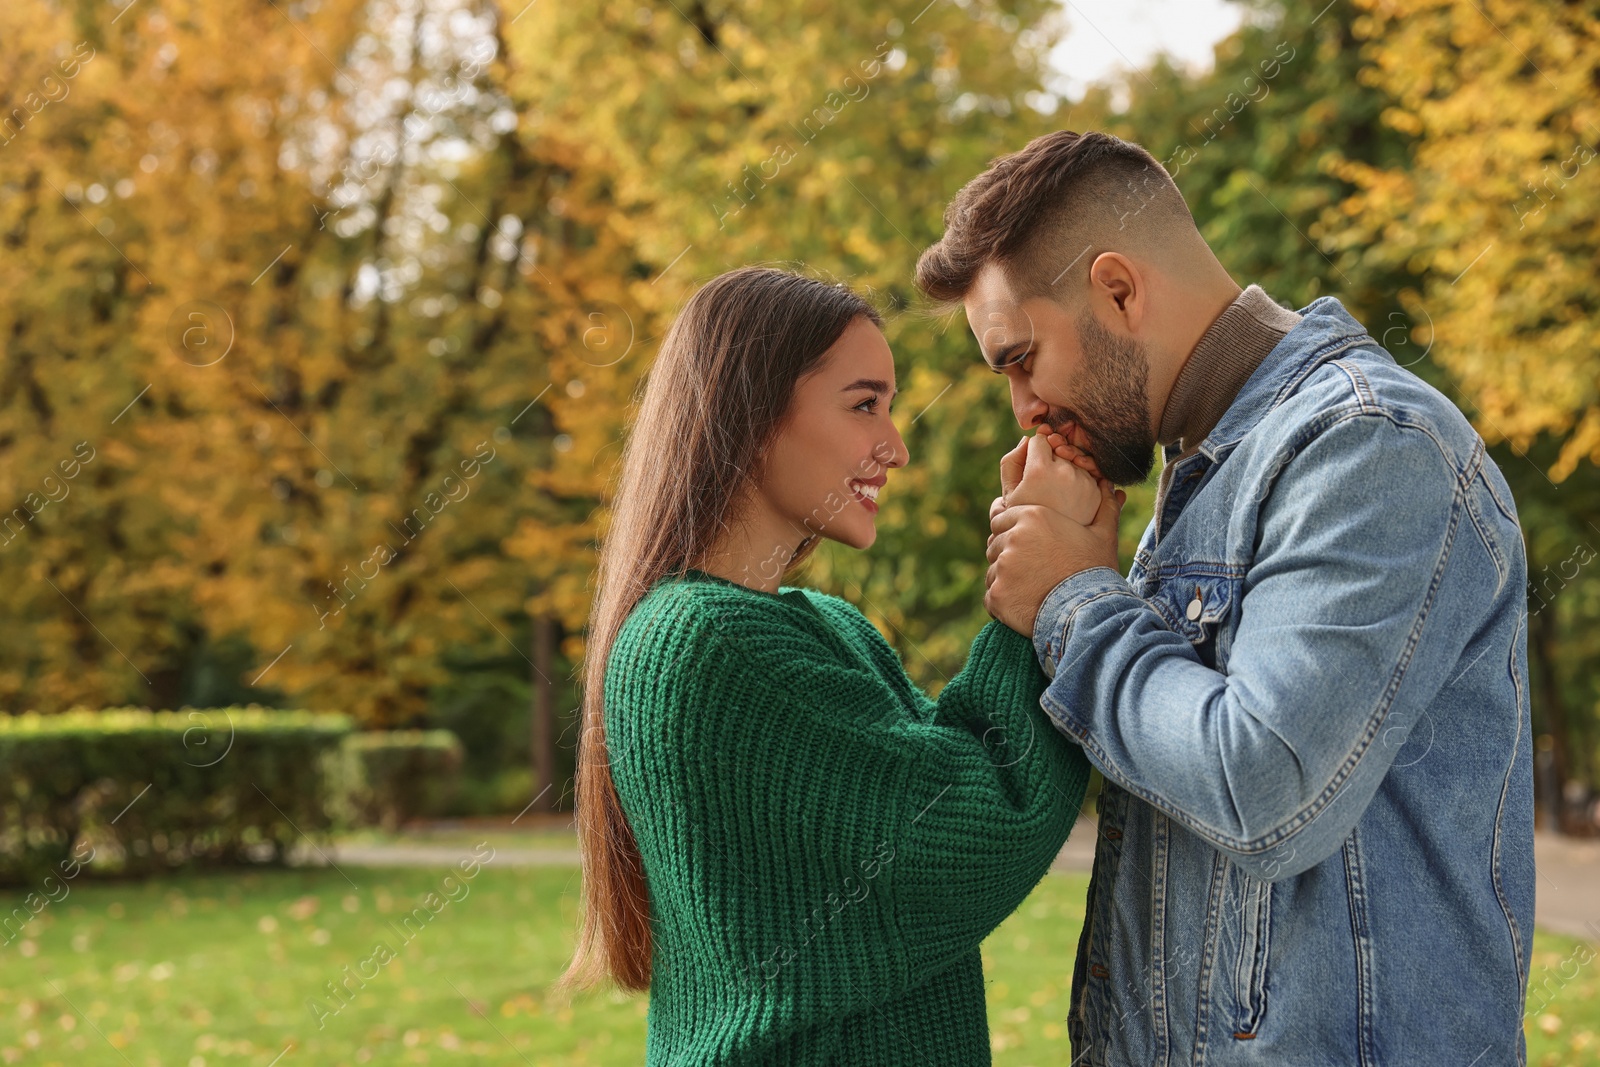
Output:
top-left (605, 569), bottom-right (1092, 1064)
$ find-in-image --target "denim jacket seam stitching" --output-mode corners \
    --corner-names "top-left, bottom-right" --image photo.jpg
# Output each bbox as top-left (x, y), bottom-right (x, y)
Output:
top-left (1038, 699), bottom-right (1141, 800)
top-left (1480, 460), bottom-right (1520, 524)
top-left (1491, 609), bottom-right (1529, 998)
top-left (1332, 357), bottom-right (1376, 412)
top-left (1229, 876), bottom-right (1271, 1036)
top-left (1037, 578), bottom-right (1086, 661)
top-left (1461, 478), bottom-right (1510, 594)
top-left (1342, 828), bottom-right (1379, 1066)
top-left (1050, 586), bottom-right (1143, 658)
top-left (1153, 816), bottom-right (1173, 1067)
top-left (1362, 397), bottom-right (1470, 478)
top-left (1268, 333), bottom-right (1375, 411)
top-left (1389, 418), bottom-right (1508, 593)
top-left (1190, 855), bottom-right (1230, 1063)
top-left (1458, 438), bottom-right (1511, 593)
top-left (1261, 356), bottom-right (1456, 474)
top-left (1152, 563), bottom-right (1250, 580)
top-left (1231, 878), bottom-right (1250, 1030)
top-left (1461, 429), bottom-right (1486, 481)
top-left (1309, 404), bottom-right (1479, 579)
top-left (1251, 881), bottom-right (1272, 1032)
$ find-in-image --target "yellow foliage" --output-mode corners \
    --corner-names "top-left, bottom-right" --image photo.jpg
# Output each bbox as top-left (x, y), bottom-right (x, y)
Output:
top-left (1337, 0), bottom-right (1600, 478)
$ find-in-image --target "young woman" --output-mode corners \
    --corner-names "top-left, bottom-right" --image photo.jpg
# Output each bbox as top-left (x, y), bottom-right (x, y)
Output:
top-left (560, 266), bottom-right (1102, 1063)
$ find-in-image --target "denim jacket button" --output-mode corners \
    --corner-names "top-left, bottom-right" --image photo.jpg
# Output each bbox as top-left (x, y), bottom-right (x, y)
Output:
top-left (1186, 592), bottom-right (1203, 621)
top-left (1090, 963), bottom-right (1110, 979)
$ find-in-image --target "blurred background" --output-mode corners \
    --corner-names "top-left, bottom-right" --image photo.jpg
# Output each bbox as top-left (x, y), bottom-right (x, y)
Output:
top-left (2, 0), bottom-right (1597, 1063)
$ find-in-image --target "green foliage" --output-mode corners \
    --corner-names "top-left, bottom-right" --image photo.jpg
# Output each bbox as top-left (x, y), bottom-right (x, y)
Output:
top-left (0, 707), bottom-right (351, 887)
top-left (502, 0), bottom-right (1079, 682)
top-left (426, 638), bottom-right (580, 815)
top-left (337, 729), bottom-right (466, 831)
top-left (1103, 2), bottom-right (1418, 349)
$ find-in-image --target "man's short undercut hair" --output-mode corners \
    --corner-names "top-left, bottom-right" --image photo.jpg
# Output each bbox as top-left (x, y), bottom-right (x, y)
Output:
top-left (915, 130), bottom-right (1198, 305)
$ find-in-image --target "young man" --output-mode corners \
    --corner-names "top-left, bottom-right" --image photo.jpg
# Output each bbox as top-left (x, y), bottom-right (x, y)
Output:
top-left (918, 130), bottom-right (1534, 1066)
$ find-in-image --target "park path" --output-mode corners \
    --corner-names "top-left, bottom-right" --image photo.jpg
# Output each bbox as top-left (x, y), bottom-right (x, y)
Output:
top-left (312, 842), bottom-right (581, 866)
top-left (1048, 821), bottom-right (1600, 941)
top-left (299, 820), bottom-right (1598, 941)
top-left (1531, 831), bottom-right (1600, 940)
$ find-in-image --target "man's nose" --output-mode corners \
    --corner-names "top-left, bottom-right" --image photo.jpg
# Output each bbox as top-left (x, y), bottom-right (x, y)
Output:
top-left (1010, 379), bottom-right (1048, 431)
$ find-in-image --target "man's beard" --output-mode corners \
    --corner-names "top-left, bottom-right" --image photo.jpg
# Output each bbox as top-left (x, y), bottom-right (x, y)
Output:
top-left (1044, 310), bottom-right (1156, 487)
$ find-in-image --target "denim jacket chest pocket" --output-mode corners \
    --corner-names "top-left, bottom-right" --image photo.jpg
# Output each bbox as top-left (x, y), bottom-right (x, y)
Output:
top-left (1142, 569), bottom-right (1245, 671)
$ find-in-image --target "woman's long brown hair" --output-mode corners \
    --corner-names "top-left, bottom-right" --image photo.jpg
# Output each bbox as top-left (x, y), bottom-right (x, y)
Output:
top-left (558, 266), bottom-right (883, 992)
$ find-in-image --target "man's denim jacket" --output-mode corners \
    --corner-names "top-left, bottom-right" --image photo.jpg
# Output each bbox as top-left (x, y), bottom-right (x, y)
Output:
top-left (1032, 296), bottom-right (1534, 1066)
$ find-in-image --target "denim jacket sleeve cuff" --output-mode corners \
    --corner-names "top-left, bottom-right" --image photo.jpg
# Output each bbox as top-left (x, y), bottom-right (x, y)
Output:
top-left (1031, 566), bottom-right (1133, 679)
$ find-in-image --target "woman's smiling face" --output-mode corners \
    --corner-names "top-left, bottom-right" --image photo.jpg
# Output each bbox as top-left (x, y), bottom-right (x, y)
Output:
top-left (754, 315), bottom-right (910, 552)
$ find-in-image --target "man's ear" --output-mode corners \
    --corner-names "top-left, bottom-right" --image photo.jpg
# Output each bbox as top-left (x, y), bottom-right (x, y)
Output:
top-left (1088, 252), bottom-right (1143, 330)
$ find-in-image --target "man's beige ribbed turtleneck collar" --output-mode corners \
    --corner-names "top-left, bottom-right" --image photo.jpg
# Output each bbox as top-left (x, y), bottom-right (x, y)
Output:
top-left (1156, 284), bottom-right (1302, 458)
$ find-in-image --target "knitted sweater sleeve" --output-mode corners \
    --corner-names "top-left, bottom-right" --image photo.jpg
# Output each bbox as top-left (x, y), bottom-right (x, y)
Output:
top-left (615, 584), bottom-right (1091, 1012)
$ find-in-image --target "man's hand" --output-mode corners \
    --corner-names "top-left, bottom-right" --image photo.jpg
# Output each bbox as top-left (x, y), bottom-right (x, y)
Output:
top-left (984, 478), bottom-right (1126, 636)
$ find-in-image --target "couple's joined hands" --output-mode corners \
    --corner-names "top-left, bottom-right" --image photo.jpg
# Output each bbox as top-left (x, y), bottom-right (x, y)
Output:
top-left (984, 423), bottom-right (1127, 637)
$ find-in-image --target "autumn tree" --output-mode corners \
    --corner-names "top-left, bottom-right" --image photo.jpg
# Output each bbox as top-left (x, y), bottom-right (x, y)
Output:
top-left (0, 0), bottom-right (609, 735)
top-left (502, 0), bottom-right (1081, 682)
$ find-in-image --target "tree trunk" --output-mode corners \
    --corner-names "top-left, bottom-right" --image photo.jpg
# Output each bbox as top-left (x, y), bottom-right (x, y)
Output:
top-left (531, 615), bottom-right (557, 814)
top-left (1528, 593), bottom-right (1576, 834)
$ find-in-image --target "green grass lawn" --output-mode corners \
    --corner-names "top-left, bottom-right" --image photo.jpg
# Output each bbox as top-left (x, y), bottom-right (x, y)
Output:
top-left (2, 861), bottom-right (1594, 1065)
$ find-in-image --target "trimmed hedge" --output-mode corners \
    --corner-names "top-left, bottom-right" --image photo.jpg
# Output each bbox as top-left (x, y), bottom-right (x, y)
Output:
top-left (0, 707), bottom-right (352, 887)
top-left (338, 729), bottom-right (465, 831)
